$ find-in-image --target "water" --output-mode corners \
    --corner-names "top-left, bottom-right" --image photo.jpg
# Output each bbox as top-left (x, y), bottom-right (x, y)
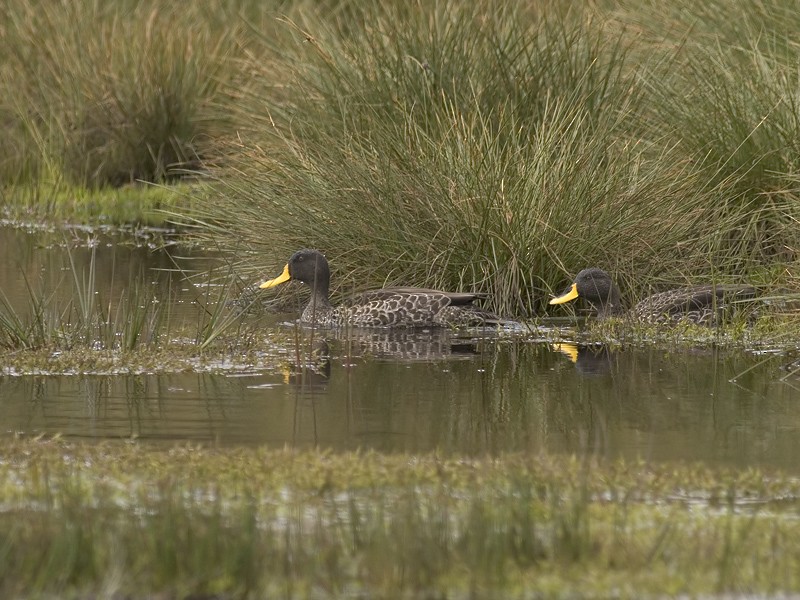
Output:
top-left (0, 224), bottom-right (210, 320)
top-left (1, 227), bottom-right (799, 470)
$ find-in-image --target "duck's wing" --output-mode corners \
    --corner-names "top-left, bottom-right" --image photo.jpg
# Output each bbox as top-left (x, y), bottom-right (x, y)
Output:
top-left (341, 291), bottom-right (455, 327)
top-left (352, 287), bottom-right (488, 306)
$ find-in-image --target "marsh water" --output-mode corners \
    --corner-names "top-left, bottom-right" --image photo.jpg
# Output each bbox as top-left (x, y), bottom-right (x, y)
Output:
top-left (2, 226), bottom-right (800, 471)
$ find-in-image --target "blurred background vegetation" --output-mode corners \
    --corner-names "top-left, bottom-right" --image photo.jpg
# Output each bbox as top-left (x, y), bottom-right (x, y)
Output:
top-left (1, 0), bottom-right (799, 316)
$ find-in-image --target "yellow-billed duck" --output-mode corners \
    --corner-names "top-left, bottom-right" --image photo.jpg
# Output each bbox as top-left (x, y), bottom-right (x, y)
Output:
top-left (260, 249), bottom-right (508, 328)
top-left (549, 267), bottom-right (755, 324)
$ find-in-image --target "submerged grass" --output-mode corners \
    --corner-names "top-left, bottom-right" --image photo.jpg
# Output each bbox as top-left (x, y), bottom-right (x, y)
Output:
top-left (1, 438), bottom-right (800, 597)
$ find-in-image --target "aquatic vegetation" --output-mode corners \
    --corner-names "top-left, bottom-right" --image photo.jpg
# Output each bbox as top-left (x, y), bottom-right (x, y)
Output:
top-left (0, 237), bottom-right (291, 361)
top-left (0, 253), bottom-right (168, 353)
top-left (1, 438), bottom-right (800, 597)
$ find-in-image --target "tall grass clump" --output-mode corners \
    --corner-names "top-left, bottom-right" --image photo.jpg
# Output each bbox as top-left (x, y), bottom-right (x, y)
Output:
top-left (0, 101), bottom-right (41, 186)
top-left (0, 0), bottom-right (241, 188)
top-left (191, 1), bottom-right (752, 316)
top-left (615, 0), bottom-right (800, 270)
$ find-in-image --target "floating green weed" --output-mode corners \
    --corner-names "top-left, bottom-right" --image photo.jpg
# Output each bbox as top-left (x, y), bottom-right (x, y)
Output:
top-left (1, 440), bottom-right (800, 597)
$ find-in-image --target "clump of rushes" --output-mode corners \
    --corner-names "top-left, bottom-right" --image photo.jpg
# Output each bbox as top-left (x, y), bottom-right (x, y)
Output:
top-left (614, 0), bottom-right (800, 269)
top-left (191, 0), bottom-right (786, 318)
top-left (2, 439), bottom-right (800, 597)
top-left (0, 0), bottom-right (239, 188)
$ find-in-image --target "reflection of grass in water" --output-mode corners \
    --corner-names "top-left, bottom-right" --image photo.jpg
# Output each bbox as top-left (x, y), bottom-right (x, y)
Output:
top-left (1, 439), bottom-right (800, 597)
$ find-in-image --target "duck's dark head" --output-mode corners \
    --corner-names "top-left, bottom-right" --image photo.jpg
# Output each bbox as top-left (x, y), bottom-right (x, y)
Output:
top-left (549, 267), bottom-right (623, 318)
top-left (260, 249), bottom-right (331, 296)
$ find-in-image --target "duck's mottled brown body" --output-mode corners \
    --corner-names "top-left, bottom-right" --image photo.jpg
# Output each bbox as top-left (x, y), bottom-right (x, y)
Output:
top-left (550, 267), bottom-right (755, 324)
top-left (261, 249), bottom-right (506, 328)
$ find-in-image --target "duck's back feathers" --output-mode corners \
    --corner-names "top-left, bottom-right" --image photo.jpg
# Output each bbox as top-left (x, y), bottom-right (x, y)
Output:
top-left (353, 287), bottom-right (488, 305)
top-left (632, 284), bottom-right (756, 324)
top-left (339, 290), bottom-right (502, 327)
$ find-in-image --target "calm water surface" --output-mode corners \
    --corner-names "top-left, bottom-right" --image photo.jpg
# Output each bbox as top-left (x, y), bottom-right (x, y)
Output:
top-left (1, 227), bottom-right (799, 471)
top-left (0, 224), bottom-right (218, 321)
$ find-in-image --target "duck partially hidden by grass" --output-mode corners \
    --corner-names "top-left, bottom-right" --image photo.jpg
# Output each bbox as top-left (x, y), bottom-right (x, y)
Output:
top-left (549, 267), bottom-right (756, 324)
top-left (260, 249), bottom-right (508, 328)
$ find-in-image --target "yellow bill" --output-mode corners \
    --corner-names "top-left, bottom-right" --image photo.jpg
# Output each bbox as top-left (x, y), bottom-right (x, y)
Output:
top-left (549, 282), bottom-right (579, 305)
top-left (259, 264), bottom-right (291, 289)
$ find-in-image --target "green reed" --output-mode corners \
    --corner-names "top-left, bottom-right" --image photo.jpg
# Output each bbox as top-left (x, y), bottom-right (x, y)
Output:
top-left (0, 277), bottom-right (50, 351)
top-left (0, 243), bottom-right (202, 354)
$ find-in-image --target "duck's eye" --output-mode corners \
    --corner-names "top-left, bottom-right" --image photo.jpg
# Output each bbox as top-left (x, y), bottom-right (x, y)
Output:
top-left (297, 256), bottom-right (304, 262)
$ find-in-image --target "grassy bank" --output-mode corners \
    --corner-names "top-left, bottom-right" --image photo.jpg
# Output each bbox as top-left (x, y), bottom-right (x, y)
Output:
top-left (1, 438), bottom-right (799, 598)
top-left (0, 181), bottom-right (196, 227)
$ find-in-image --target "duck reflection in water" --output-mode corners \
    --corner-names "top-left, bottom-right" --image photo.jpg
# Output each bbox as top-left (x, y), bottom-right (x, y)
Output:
top-left (283, 328), bottom-right (489, 387)
top-left (552, 342), bottom-right (614, 376)
top-left (325, 327), bottom-right (484, 362)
